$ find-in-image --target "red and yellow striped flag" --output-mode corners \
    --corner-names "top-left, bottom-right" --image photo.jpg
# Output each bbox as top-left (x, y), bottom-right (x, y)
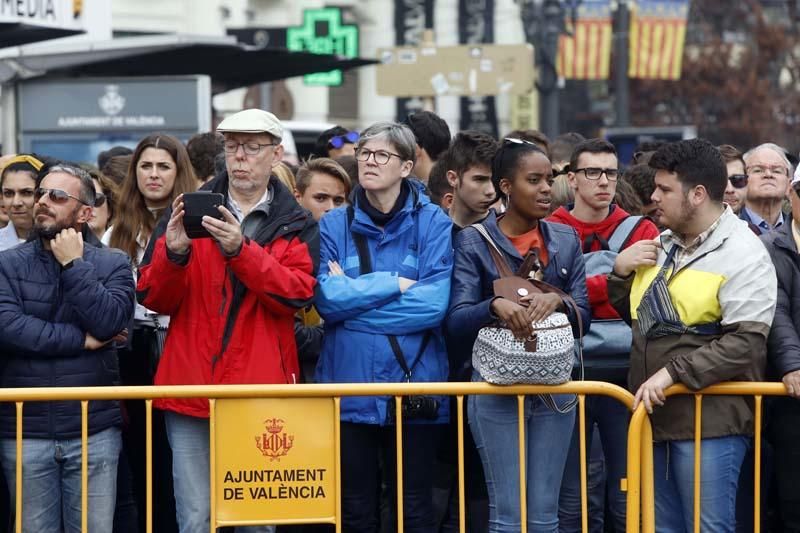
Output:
top-left (628, 0), bottom-right (690, 80)
top-left (557, 0), bottom-right (613, 80)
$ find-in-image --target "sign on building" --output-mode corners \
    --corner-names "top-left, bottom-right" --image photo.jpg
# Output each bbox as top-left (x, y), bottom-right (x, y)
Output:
top-left (0, 0), bottom-right (84, 31)
top-left (287, 8), bottom-right (359, 87)
top-left (376, 44), bottom-right (535, 98)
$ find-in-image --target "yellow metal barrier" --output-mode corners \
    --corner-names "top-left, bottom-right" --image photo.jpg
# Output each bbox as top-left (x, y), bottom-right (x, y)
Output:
top-left (634, 382), bottom-right (789, 533)
top-left (0, 381), bottom-right (635, 533)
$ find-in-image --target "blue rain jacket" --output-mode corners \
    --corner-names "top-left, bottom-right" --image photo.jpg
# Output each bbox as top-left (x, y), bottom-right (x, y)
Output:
top-left (316, 180), bottom-right (453, 425)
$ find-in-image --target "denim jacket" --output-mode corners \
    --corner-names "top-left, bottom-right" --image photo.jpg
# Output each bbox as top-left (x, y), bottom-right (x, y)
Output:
top-left (445, 210), bottom-right (591, 376)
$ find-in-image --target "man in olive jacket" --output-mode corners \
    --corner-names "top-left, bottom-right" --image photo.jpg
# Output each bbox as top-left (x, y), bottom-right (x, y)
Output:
top-left (607, 140), bottom-right (776, 533)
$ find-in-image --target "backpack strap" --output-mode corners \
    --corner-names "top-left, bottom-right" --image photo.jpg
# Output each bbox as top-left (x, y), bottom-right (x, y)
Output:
top-left (607, 216), bottom-right (644, 253)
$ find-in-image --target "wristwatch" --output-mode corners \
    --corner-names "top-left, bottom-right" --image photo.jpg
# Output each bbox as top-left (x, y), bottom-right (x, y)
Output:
top-left (62, 258), bottom-right (83, 270)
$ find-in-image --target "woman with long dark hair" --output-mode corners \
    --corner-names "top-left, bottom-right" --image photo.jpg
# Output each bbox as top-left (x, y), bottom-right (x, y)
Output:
top-left (447, 139), bottom-right (590, 532)
top-left (103, 133), bottom-right (196, 533)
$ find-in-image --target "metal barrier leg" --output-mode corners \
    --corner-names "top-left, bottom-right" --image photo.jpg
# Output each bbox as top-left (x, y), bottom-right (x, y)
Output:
top-left (14, 402), bottom-right (22, 533)
top-left (395, 395), bottom-right (404, 533)
top-left (81, 400), bottom-right (88, 533)
top-left (209, 398), bottom-right (216, 533)
top-left (754, 396), bottom-right (762, 533)
top-left (641, 416), bottom-right (654, 533)
top-left (146, 399), bottom-right (153, 533)
top-left (457, 395), bottom-right (466, 533)
top-left (518, 395), bottom-right (527, 533)
top-left (626, 406), bottom-right (644, 533)
top-left (578, 395), bottom-right (588, 533)
top-left (693, 395), bottom-right (703, 533)
top-left (334, 398), bottom-right (342, 533)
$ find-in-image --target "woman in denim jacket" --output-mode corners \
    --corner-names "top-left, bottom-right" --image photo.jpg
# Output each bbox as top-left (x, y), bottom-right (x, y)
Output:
top-left (446, 139), bottom-right (590, 533)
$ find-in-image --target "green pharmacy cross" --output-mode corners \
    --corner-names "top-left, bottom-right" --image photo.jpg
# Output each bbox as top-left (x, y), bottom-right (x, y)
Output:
top-left (287, 8), bottom-right (359, 87)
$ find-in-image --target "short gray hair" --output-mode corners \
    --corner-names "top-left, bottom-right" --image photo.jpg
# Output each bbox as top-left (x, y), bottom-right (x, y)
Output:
top-left (743, 143), bottom-right (792, 172)
top-left (43, 164), bottom-right (97, 206)
top-left (357, 122), bottom-right (417, 165)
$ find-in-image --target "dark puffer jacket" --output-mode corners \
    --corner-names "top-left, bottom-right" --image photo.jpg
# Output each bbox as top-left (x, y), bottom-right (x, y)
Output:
top-left (762, 220), bottom-right (800, 379)
top-left (0, 239), bottom-right (135, 438)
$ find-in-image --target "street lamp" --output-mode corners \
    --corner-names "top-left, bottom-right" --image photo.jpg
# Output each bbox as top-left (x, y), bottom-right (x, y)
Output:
top-left (518, 0), bottom-right (581, 137)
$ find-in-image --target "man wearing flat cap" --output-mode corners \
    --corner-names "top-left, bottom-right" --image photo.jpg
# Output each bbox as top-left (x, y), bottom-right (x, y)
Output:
top-left (137, 109), bottom-right (319, 532)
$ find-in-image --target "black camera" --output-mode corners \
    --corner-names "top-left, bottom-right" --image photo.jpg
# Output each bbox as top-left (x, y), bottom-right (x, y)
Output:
top-left (385, 396), bottom-right (440, 424)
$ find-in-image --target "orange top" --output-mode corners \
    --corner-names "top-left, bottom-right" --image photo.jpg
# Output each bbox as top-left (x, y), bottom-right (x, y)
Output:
top-left (506, 225), bottom-right (549, 267)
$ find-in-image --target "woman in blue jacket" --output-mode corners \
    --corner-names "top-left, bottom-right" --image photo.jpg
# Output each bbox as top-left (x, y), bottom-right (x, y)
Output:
top-left (447, 139), bottom-right (590, 533)
top-left (316, 121), bottom-right (453, 533)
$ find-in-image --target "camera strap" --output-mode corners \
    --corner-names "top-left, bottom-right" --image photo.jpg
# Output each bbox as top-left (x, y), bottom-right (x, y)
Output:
top-left (347, 205), bottom-right (431, 381)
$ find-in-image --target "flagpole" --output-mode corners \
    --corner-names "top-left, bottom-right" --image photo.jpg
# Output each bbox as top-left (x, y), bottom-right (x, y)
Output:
top-left (614, 0), bottom-right (631, 126)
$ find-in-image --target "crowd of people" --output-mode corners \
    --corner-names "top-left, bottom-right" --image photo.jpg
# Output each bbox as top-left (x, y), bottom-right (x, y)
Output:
top-left (0, 106), bottom-right (798, 533)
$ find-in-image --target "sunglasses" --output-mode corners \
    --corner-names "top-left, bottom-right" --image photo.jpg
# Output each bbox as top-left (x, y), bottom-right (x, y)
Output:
top-left (34, 188), bottom-right (91, 206)
top-left (94, 193), bottom-right (107, 208)
top-left (728, 174), bottom-right (748, 189)
top-left (329, 131), bottom-right (359, 149)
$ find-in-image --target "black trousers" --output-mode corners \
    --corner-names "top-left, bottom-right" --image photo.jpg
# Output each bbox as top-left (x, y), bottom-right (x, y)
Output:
top-left (341, 421), bottom-right (442, 533)
top-left (768, 397), bottom-right (800, 532)
top-left (113, 328), bottom-right (177, 533)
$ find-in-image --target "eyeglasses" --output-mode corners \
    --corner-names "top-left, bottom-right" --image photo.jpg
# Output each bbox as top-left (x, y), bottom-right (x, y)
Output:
top-left (94, 193), bottom-right (107, 207)
top-left (34, 188), bottom-right (91, 206)
top-left (355, 148), bottom-right (404, 165)
top-left (747, 165), bottom-right (789, 177)
top-left (328, 131), bottom-right (359, 149)
top-left (223, 141), bottom-right (278, 156)
top-left (574, 167), bottom-right (619, 181)
top-left (728, 174), bottom-right (748, 189)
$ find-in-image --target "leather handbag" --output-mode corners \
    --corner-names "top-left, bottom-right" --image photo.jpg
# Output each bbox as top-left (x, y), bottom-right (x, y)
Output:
top-left (470, 224), bottom-right (584, 393)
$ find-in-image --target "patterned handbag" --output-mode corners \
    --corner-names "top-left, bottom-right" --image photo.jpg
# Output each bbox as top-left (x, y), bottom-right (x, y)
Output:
top-left (470, 224), bottom-right (584, 388)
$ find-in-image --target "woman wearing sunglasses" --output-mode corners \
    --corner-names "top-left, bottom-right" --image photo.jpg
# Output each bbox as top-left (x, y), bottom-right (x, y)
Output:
top-left (447, 139), bottom-right (590, 533)
top-left (315, 121), bottom-right (453, 532)
top-left (313, 125), bottom-right (359, 159)
top-left (78, 167), bottom-right (118, 241)
top-left (102, 133), bottom-right (196, 531)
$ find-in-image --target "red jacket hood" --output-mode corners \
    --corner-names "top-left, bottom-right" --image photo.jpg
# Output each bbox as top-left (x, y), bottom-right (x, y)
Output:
top-left (547, 205), bottom-right (631, 248)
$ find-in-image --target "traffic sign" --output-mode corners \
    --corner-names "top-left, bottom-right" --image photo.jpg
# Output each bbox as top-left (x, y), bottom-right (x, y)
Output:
top-left (376, 43), bottom-right (535, 97)
top-left (286, 8), bottom-right (358, 87)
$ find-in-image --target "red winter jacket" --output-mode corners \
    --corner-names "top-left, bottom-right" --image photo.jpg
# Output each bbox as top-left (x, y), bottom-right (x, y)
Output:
top-left (547, 205), bottom-right (659, 320)
top-left (137, 175), bottom-right (318, 418)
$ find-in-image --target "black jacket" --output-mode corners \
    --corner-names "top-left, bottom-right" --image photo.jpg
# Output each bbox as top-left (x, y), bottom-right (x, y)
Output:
top-left (0, 238), bottom-right (135, 438)
top-left (762, 221), bottom-right (800, 378)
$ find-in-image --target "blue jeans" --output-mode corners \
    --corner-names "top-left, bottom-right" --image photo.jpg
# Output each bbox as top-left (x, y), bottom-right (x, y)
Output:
top-left (164, 411), bottom-right (275, 533)
top-left (0, 426), bottom-right (122, 533)
top-left (653, 436), bottom-right (750, 533)
top-left (469, 393), bottom-right (575, 533)
top-left (559, 395), bottom-right (629, 532)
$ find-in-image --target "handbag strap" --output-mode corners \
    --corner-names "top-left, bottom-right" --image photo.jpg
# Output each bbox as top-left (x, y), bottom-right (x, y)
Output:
top-left (471, 223), bottom-right (515, 278)
top-left (347, 205), bottom-right (430, 381)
